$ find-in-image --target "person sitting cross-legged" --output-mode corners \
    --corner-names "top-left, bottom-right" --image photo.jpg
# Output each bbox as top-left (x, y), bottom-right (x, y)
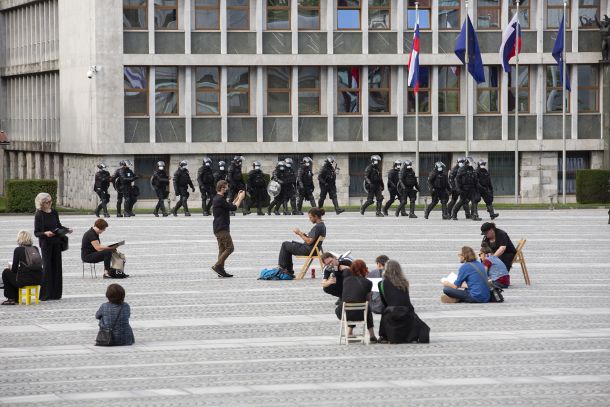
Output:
top-left (277, 207), bottom-right (326, 275)
top-left (81, 219), bottom-right (122, 279)
top-left (441, 246), bottom-right (490, 304)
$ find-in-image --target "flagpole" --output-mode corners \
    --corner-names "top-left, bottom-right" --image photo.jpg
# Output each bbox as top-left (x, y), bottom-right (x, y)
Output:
top-left (562, 0), bottom-right (567, 204)
top-left (464, 0), bottom-right (470, 157)
top-left (415, 2), bottom-right (420, 188)
top-left (514, 1), bottom-right (520, 205)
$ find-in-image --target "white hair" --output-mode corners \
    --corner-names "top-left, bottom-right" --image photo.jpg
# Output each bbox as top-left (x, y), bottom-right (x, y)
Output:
top-left (16, 230), bottom-right (33, 246)
top-left (35, 192), bottom-right (51, 210)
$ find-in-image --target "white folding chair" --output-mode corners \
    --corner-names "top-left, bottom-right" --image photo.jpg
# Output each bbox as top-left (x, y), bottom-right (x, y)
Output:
top-left (82, 262), bottom-right (97, 279)
top-left (339, 301), bottom-right (370, 345)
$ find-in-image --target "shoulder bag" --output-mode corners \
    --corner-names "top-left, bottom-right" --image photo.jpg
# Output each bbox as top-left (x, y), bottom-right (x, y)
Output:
top-left (95, 305), bottom-right (124, 346)
top-left (467, 263), bottom-right (504, 303)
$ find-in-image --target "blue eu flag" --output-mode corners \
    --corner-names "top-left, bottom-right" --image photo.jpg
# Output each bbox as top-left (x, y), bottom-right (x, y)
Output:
top-left (551, 16), bottom-right (571, 92)
top-left (454, 16), bottom-right (485, 84)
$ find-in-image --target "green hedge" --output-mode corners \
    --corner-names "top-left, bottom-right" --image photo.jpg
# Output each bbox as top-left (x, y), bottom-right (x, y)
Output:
top-left (6, 179), bottom-right (58, 213)
top-left (576, 169), bottom-right (610, 204)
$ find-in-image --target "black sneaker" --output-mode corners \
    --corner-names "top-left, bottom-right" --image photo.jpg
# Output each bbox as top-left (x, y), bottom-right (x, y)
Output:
top-left (212, 266), bottom-right (233, 278)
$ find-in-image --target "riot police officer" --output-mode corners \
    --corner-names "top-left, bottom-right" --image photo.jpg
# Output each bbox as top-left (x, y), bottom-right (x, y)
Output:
top-left (447, 158), bottom-right (471, 219)
top-left (228, 156), bottom-right (246, 215)
top-left (112, 160), bottom-right (138, 217)
top-left (268, 161), bottom-right (288, 215)
top-left (451, 158), bottom-right (482, 221)
top-left (197, 157), bottom-right (215, 216)
top-left (150, 161), bottom-right (170, 217)
top-left (297, 157), bottom-right (317, 213)
top-left (476, 159), bottom-right (499, 220)
top-left (360, 155), bottom-right (385, 217)
top-left (396, 160), bottom-right (420, 218)
top-left (246, 161), bottom-right (268, 215)
top-left (283, 158), bottom-right (298, 215)
top-left (318, 156), bottom-right (345, 215)
top-left (214, 160), bottom-right (228, 188)
top-left (424, 161), bottom-right (450, 220)
top-left (383, 160), bottom-right (403, 216)
top-left (94, 163), bottom-right (111, 218)
top-left (172, 160), bottom-right (195, 216)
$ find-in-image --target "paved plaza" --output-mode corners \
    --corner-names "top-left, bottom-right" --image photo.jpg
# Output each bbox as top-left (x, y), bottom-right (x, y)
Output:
top-left (0, 209), bottom-right (609, 406)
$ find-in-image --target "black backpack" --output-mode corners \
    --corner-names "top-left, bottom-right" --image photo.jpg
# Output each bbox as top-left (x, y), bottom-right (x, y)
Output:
top-left (17, 246), bottom-right (43, 285)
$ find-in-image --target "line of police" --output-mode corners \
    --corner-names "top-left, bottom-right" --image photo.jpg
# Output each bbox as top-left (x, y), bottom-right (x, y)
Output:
top-left (93, 155), bottom-right (498, 220)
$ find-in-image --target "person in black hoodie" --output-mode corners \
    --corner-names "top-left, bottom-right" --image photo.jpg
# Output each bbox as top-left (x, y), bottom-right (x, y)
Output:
top-left (395, 160), bottom-right (420, 218)
top-left (360, 155), bottom-right (385, 217)
top-left (172, 160), bottom-right (195, 216)
top-left (383, 160), bottom-right (404, 216)
top-left (150, 161), bottom-right (170, 217)
top-left (318, 156), bottom-right (345, 215)
top-left (424, 161), bottom-right (451, 220)
top-left (94, 163), bottom-right (111, 218)
top-left (197, 157), bottom-right (216, 216)
top-left (297, 157), bottom-right (317, 213)
top-left (246, 161), bottom-right (268, 215)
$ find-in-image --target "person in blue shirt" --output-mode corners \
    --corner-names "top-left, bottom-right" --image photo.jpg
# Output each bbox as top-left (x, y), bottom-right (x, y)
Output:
top-left (441, 246), bottom-right (490, 303)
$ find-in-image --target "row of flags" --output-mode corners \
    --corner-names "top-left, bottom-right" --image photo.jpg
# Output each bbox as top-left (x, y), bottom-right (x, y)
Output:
top-left (407, 12), bottom-right (570, 94)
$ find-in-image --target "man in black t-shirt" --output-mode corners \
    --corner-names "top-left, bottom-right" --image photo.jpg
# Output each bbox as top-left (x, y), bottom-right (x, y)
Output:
top-left (212, 180), bottom-right (246, 278)
top-left (481, 222), bottom-right (516, 271)
top-left (321, 252), bottom-right (353, 299)
top-left (277, 208), bottom-right (326, 275)
top-left (81, 219), bottom-right (120, 278)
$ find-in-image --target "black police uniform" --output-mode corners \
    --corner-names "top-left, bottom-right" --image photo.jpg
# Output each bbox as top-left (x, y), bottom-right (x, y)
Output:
top-left (447, 164), bottom-right (471, 218)
top-left (214, 168), bottom-right (228, 186)
top-left (396, 167), bottom-right (419, 217)
top-left (268, 166), bottom-right (287, 215)
top-left (172, 167), bottom-right (195, 216)
top-left (282, 166), bottom-right (298, 215)
top-left (113, 166), bottom-right (138, 217)
top-left (424, 168), bottom-right (450, 219)
top-left (361, 163), bottom-right (385, 216)
top-left (451, 164), bottom-right (482, 220)
top-left (476, 166), bottom-right (499, 219)
top-left (228, 162), bottom-right (245, 213)
top-left (197, 164), bottom-right (216, 216)
top-left (383, 167), bottom-right (403, 216)
top-left (151, 168), bottom-right (170, 216)
top-left (94, 169), bottom-right (111, 217)
top-left (246, 169), bottom-right (268, 215)
top-left (297, 165), bottom-right (317, 212)
top-left (318, 162), bottom-right (344, 214)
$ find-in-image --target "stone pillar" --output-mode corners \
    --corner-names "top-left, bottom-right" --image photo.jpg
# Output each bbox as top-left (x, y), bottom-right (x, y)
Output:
top-left (602, 63), bottom-right (610, 169)
top-left (0, 149), bottom-right (5, 195)
top-left (520, 151), bottom-right (558, 204)
top-left (17, 152), bottom-right (25, 179)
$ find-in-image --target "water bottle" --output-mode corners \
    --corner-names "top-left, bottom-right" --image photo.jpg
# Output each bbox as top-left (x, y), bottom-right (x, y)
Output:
top-left (311, 268), bottom-right (316, 279)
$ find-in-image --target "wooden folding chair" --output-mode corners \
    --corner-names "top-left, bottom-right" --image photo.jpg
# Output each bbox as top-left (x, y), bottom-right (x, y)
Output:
top-left (512, 239), bottom-right (531, 286)
top-left (295, 236), bottom-right (324, 280)
top-left (339, 302), bottom-right (370, 345)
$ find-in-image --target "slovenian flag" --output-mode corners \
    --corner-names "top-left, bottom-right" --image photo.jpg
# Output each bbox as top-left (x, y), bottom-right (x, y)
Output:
top-left (407, 21), bottom-right (420, 93)
top-left (499, 13), bottom-right (522, 73)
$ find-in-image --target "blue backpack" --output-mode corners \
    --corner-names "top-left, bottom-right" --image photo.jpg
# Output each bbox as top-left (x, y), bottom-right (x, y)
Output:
top-left (258, 267), bottom-right (294, 280)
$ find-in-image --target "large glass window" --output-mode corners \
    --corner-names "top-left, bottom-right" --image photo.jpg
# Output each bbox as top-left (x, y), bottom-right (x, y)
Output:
top-left (227, 0), bottom-right (249, 30)
top-left (477, 0), bottom-right (501, 29)
top-left (578, 65), bottom-right (598, 112)
top-left (439, 0), bottom-right (460, 30)
top-left (369, 66), bottom-right (390, 113)
top-left (195, 67), bottom-right (220, 115)
top-left (509, 0), bottom-right (530, 29)
top-left (195, 0), bottom-right (219, 30)
top-left (337, 0), bottom-right (361, 30)
top-left (298, 0), bottom-right (320, 30)
top-left (438, 66), bottom-right (460, 114)
top-left (369, 0), bottom-right (390, 30)
top-left (407, 66), bottom-right (430, 114)
top-left (546, 65), bottom-right (570, 113)
top-left (154, 0), bottom-right (178, 29)
top-left (267, 67), bottom-right (291, 115)
top-left (407, 0), bottom-right (431, 29)
top-left (578, 0), bottom-right (599, 28)
top-left (488, 152), bottom-right (516, 195)
top-left (124, 67), bottom-right (148, 116)
top-left (547, 0), bottom-right (571, 29)
top-left (227, 67), bottom-right (250, 115)
top-left (267, 0), bottom-right (290, 30)
top-left (337, 66), bottom-right (360, 114)
top-left (349, 153), bottom-right (382, 196)
top-left (558, 152), bottom-right (590, 194)
top-left (477, 66), bottom-right (501, 113)
top-left (123, 0), bottom-right (147, 30)
top-left (155, 67), bottom-right (178, 115)
top-left (508, 66), bottom-right (530, 113)
top-left (298, 67), bottom-right (321, 115)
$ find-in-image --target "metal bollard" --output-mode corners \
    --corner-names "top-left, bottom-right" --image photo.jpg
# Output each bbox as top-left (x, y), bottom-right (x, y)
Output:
top-left (548, 194), bottom-right (555, 211)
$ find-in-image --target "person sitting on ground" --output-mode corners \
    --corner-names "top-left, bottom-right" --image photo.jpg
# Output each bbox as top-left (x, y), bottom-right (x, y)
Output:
top-left (81, 218), bottom-right (121, 279)
top-left (2, 230), bottom-right (43, 305)
top-left (95, 283), bottom-right (134, 346)
top-left (441, 246), bottom-right (490, 304)
top-left (321, 251), bottom-right (353, 299)
top-left (369, 254), bottom-right (389, 314)
top-left (335, 259), bottom-right (377, 343)
top-left (277, 208), bottom-right (326, 275)
top-left (479, 243), bottom-right (510, 288)
top-left (481, 222), bottom-right (516, 271)
top-left (378, 260), bottom-right (430, 344)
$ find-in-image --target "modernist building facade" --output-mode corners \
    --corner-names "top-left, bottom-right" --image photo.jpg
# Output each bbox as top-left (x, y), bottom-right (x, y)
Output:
top-left (0, 0), bottom-right (609, 208)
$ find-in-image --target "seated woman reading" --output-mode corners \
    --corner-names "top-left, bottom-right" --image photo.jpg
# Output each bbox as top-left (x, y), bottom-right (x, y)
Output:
top-left (277, 207), bottom-right (326, 275)
top-left (81, 219), bottom-right (119, 279)
top-left (441, 246), bottom-right (490, 304)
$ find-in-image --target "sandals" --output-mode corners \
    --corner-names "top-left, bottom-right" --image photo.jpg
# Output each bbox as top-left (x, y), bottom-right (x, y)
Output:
top-left (1, 299), bottom-right (16, 305)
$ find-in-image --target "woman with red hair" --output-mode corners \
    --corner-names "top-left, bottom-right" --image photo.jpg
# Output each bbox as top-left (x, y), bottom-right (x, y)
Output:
top-left (335, 259), bottom-right (377, 342)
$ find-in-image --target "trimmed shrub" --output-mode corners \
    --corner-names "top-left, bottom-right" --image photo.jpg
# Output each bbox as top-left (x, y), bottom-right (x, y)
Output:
top-left (576, 169), bottom-right (610, 204)
top-left (6, 179), bottom-right (58, 213)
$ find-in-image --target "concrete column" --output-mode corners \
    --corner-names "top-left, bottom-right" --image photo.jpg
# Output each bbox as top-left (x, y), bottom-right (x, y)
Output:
top-left (185, 67), bottom-right (192, 143)
top-left (397, 65), bottom-right (404, 141)
top-left (184, 0), bottom-right (191, 54)
top-left (17, 151), bottom-right (25, 179)
top-left (327, 66), bottom-right (334, 142)
top-left (291, 0), bottom-right (298, 53)
top-left (570, 66), bottom-right (578, 140)
top-left (536, 0), bottom-right (543, 54)
top-left (44, 153), bottom-right (53, 178)
top-left (603, 64), bottom-right (610, 168)
top-left (362, 0), bottom-right (368, 54)
top-left (256, 66), bottom-right (264, 142)
top-left (34, 152), bottom-right (43, 179)
top-left (430, 0), bottom-right (437, 53)
top-left (326, 0), bottom-right (334, 54)
top-left (397, 0), bottom-right (405, 53)
top-left (221, 66), bottom-right (228, 142)
top-left (149, 67), bottom-right (156, 143)
top-left (536, 65), bottom-right (544, 141)
top-left (362, 66), bottom-right (369, 141)
top-left (292, 66), bottom-right (299, 142)
top-left (148, 0), bottom-right (155, 53)
top-left (10, 152), bottom-right (18, 180)
top-left (0, 150), bottom-right (4, 195)
top-left (431, 67), bottom-right (439, 142)
top-left (220, 0), bottom-right (227, 54)
top-left (256, 0), bottom-right (263, 54)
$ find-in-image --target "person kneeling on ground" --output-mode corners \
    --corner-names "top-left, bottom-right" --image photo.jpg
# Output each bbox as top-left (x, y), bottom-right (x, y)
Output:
top-left (2, 230), bottom-right (43, 305)
top-left (335, 259), bottom-right (377, 342)
top-left (479, 243), bottom-right (510, 288)
top-left (81, 218), bottom-right (123, 279)
top-left (277, 208), bottom-right (326, 275)
top-left (369, 254), bottom-right (389, 314)
top-left (95, 283), bottom-right (134, 346)
top-left (321, 252), bottom-right (353, 299)
top-left (441, 246), bottom-right (490, 304)
top-left (481, 222), bottom-right (516, 271)
top-left (378, 260), bottom-right (430, 343)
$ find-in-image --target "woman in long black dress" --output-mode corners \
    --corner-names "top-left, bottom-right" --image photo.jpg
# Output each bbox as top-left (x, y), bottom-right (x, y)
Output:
top-left (34, 193), bottom-right (70, 301)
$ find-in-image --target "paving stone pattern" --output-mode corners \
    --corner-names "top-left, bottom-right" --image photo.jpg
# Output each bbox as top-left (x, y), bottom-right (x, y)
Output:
top-left (0, 210), bottom-right (609, 406)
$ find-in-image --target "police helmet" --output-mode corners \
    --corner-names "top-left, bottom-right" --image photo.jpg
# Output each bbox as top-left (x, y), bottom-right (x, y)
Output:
top-left (277, 160), bottom-right (286, 170)
top-left (252, 160), bottom-right (261, 169)
top-left (393, 160), bottom-right (402, 169)
top-left (284, 157), bottom-right (294, 167)
top-left (233, 155), bottom-right (244, 164)
top-left (465, 157), bottom-right (474, 165)
top-left (179, 160), bottom-right (188, 168)
top-left (157, 161), bottom-right (166, 168)
top-left (403, 160), bottom-right (413, 168)
top-left (371, 154), bottom-right (381, 164)
top-left (218, 160), bottom-right (226, 169)
top-left (119, 160), bottom-right (127, 167)
top-left (435, 161), bottom-right (445, 171)
top-left (302, 157), bottom-right (313, 165)
top-left (97, 163), bottom-right (107, 170)
top-left (203, 156), bottom-right (212, 165)
top-left (325, 156), bottom-right (335, 164)
top-left (477, 160), bottom-right (487, 168)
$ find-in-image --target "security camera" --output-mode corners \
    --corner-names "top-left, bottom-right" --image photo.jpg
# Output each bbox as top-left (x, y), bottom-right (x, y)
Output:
top-left (87, 69), bottom-right (93, 79)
